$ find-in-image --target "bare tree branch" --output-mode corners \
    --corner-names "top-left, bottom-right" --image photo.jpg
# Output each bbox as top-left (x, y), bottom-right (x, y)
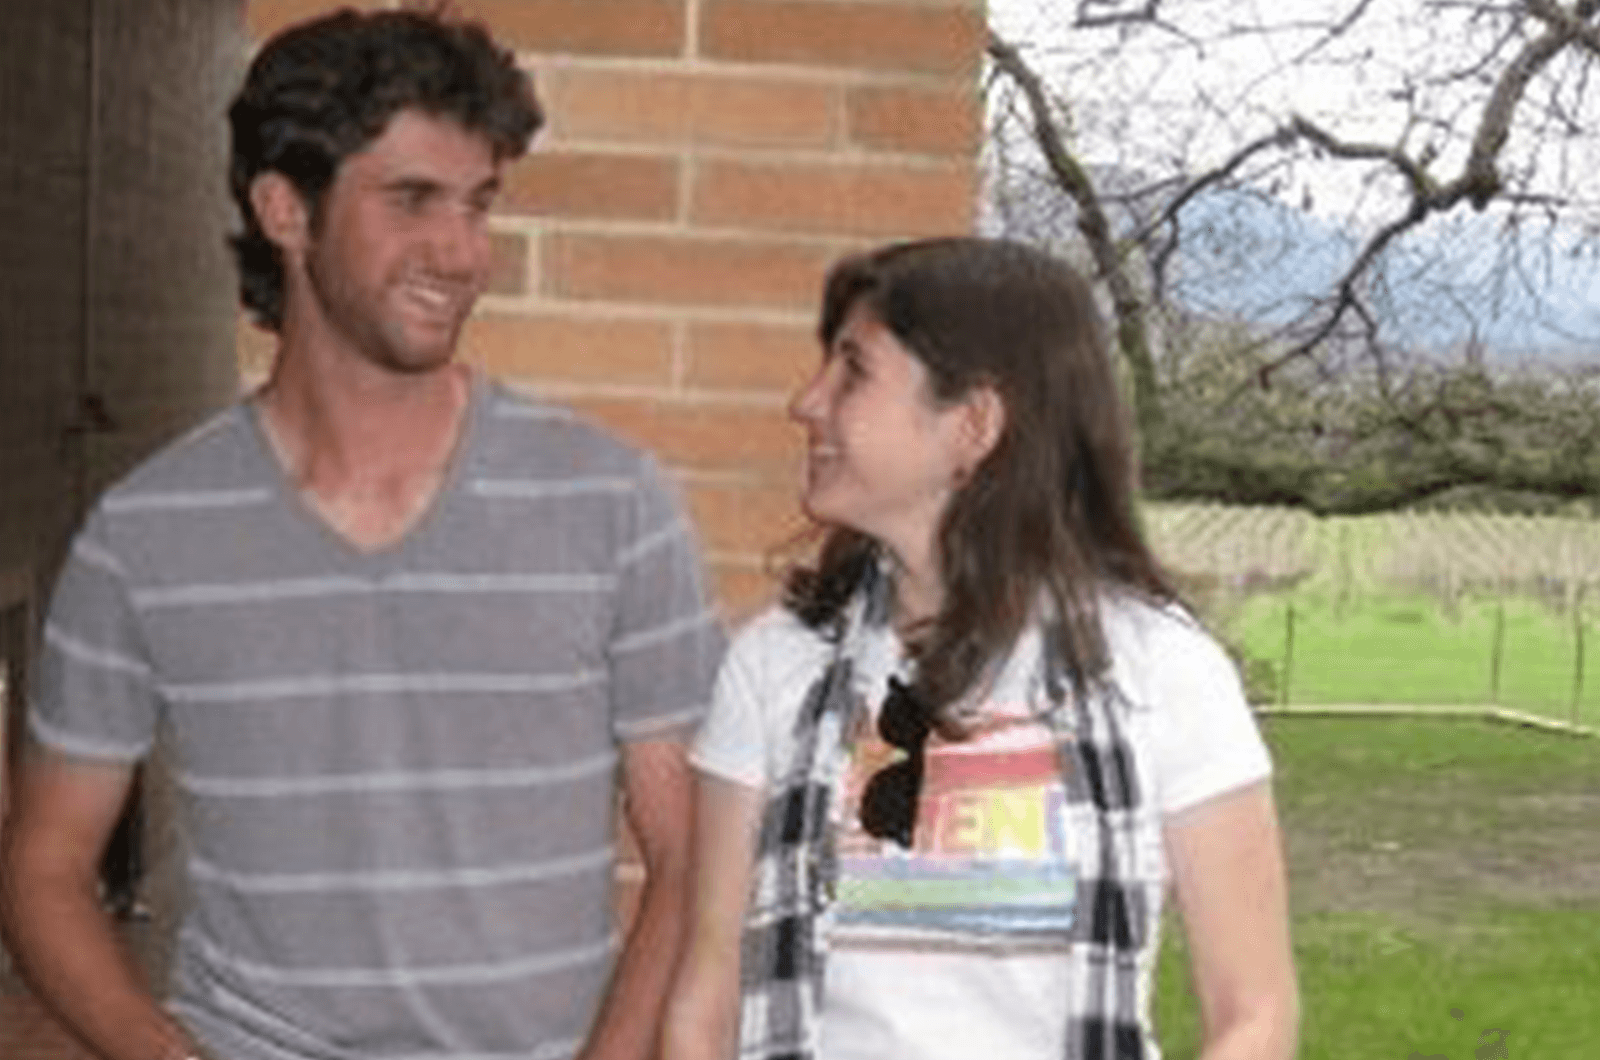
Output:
top-left (1527, 0), bottom-right (1600, 54)
top-left (1075, 0), bottom-right (1161, 29)
top-left (988, 32), bottom-right (1164, 430)
top-left (986, 0), bottom-right (1600, 510)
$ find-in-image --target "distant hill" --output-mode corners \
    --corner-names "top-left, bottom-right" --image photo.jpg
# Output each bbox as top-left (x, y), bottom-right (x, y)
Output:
top-left (983, 166), bottom-right (1600, 367)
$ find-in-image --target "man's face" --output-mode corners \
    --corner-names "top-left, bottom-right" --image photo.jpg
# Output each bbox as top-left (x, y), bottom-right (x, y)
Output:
top-left (300, 109), bottom-right (502, 374)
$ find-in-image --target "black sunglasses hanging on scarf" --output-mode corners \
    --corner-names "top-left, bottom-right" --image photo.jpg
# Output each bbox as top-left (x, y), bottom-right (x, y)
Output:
top-left (858, 676), bottom-right (934, 849)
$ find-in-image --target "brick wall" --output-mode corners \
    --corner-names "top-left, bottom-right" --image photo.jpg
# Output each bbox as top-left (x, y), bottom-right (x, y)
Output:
top-left (241, 0), bottom-right (987, 618)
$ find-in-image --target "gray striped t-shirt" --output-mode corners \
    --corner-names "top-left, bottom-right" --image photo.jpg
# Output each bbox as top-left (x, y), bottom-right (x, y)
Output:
top-left (31, 376), bottom-right (725, 1060)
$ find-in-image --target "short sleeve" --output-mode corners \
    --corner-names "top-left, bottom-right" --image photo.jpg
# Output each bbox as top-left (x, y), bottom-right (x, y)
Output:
top-left (607, 454), bottom-right (725, 744)
top-left (30, 511), bottom-right (160, 762)
top-left (1134, 614), bottom-right (1272, 815)
top-left (688, 628), bottom-right (771, 789)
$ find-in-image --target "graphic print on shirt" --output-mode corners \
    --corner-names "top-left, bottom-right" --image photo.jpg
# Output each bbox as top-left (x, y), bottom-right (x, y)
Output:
top-left (834, 696), bottom-right (1079, 952)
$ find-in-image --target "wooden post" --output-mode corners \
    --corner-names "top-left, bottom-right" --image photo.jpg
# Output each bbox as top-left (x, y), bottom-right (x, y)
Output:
top-left (1573, 589), bottom-right (1586, 725)
top-left (1490, 600), bottom-right (1505, 705)
top-left (1282, 602), bottom-right (1296, 707)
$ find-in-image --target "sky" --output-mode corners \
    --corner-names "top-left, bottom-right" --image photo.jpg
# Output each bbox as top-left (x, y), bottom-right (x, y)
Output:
top-left (982, 0), bottom-right (1600, 355)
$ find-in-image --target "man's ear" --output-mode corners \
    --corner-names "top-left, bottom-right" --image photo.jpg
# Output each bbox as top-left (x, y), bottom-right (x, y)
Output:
top-left (249, 172), bottom-right (311, 256)
top-left (958, 383), bottom-right (1007, 470)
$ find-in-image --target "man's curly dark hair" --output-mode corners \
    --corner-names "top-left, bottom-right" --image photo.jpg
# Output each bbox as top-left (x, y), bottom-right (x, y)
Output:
top-left (228, 7), bottom-right (542, 331)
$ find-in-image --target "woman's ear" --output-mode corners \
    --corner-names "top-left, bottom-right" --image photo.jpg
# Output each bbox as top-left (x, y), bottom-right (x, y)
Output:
top-left (249, 172), bottom-right (311, 257)
top-left (958, 384), bottom-right (1007, 471)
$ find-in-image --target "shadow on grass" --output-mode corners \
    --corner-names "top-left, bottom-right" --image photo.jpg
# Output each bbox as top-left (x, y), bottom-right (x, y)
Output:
top-left (1155, 716), bottom-right (1600, 1060)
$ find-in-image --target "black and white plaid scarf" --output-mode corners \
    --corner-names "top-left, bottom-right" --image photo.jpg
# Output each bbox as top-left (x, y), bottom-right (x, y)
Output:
top-left (736, 573), bottom-right (1163, 1060)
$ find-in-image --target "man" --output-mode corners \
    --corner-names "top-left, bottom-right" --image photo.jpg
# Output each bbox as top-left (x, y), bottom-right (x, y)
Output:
top-left (0, 10), bottom-right (723, 1060)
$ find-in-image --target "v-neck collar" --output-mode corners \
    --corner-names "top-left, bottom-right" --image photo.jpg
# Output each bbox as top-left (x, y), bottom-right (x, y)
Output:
top-left (242, 372), bottom-right (485, 574)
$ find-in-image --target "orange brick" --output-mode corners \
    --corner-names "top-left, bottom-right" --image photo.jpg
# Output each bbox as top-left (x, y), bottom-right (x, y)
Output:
top-left (451, 0), bottom-right (686, 58)
top-left (694, 158), bottom-right (976, 237)
top-left (460, 314), bottom-right (673, 384)
top-left (615, 807), bottom-right (642, 864)
top-left (542, 68), bottom-right (838, 149)
top-left (701, 0), bottom-right (984, 75)
top-left (613, 875), bottom-right (643, 933)
top-left (487, 231), bottom-right (528, 295)
top-left (567, 397), bottom-right (800, 473)
top-left (543, 234), bottom-right (834, 310)
top-left (710, 561), bottom-right (784, 621)
top-left (246, 1), bottom-right (685, 56)
top-left (235, 312), bottom-right (277, 383)
top-left (686, 478), bottom-right (807, 555)
top-left (847, 85), bottom-right (980, 156)
top-left (501, 152), bottom-right (679, 220)
top-left (685, 320), bottom-right (819, 392)
top-left (245, 0), bottom-right (380, 39)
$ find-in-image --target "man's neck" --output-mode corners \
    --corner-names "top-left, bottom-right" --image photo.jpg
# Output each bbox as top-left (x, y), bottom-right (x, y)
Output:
top-left (254, 344), bottom-right (472, 551)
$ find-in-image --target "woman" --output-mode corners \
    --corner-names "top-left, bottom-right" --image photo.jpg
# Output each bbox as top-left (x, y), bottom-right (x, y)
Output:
top-left (663, 238), bottom-right (1298, 1060)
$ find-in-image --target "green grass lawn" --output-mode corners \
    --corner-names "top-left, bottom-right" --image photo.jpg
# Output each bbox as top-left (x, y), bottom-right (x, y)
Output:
top-left (1228, 591), bottom-right (1599, 724)
top-left (1153, 716), bottom-right (1600, 1059)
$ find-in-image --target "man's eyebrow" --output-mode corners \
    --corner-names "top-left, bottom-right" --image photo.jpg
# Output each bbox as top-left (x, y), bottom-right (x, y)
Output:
top-left (376, 172), bottom-right (501, 202)
top-left (381, 175), bottom-right (445, 195)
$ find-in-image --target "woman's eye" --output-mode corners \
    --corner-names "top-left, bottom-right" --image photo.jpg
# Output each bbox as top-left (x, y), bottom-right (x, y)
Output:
top-left (841, 348), bottom-right (867, 378)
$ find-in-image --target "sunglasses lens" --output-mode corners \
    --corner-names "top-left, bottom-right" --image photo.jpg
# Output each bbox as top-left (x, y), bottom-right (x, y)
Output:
top-left (878, 678), bottom-right (929, 749)
top-left (859, 757), bottom-right (923, 849)
top-left (858, 678), bottom-right (932, 848)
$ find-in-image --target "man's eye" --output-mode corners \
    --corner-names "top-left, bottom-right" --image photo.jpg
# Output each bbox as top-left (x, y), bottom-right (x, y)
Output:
top-left (392, 187), bottom-right (431, 212)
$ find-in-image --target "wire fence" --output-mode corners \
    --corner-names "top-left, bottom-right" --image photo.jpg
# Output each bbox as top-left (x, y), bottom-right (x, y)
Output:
top-left (1144, 503), bottom-right (1600, 724)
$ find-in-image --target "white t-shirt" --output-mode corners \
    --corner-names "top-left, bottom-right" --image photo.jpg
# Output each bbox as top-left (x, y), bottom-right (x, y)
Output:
top-left (691, 594), bottom-right (1272, 1060)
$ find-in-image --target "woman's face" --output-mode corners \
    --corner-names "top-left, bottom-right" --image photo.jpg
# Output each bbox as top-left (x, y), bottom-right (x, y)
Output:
top-left (789, 301), bottom-right (987, 569)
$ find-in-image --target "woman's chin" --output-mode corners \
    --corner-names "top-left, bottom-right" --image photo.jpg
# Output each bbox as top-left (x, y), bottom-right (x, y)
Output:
top-left (798, 492), bottom-right (850, 531)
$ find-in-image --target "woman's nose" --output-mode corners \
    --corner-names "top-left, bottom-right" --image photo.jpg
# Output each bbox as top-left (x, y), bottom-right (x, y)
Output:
top-left (788, 365), bottom-right (829, 424)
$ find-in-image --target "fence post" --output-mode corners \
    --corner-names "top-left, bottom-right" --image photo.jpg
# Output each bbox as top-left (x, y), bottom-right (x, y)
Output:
top-left (1282, 602), bottom-right (1296, 707)
top-left (1490, 601), bottom-right (1504, 705)
top-left (1573, 588), bottom-right (1585, 725)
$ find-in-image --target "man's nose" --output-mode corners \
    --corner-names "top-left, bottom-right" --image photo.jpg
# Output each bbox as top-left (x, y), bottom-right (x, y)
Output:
top-left (430, 206), bottom-right (487, 276)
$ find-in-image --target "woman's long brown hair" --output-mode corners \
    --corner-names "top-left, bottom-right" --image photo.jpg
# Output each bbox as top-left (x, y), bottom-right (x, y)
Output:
top-left (784, 238), bottom-right (1176, 733)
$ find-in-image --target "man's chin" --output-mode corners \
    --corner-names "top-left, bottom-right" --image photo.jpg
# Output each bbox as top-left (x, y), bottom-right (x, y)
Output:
top-left (393, 352), bottom-right (457, 376)
top-left (376, 326), bottom-right (463, 375)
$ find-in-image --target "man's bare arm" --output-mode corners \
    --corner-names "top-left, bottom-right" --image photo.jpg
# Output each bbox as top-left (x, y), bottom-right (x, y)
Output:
top-left (661, 773), bottom-right (762, 1060)
top-left (0, 744), bottom-right (202, 1060)
top-left (577, 739), bottom-right (695, 1060)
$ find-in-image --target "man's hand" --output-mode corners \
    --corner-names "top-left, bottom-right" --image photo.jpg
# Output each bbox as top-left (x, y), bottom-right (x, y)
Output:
top-left (1, 744), bottom-right (201, 1060)
top-left (576, 740), bottom-right (695, 1060)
